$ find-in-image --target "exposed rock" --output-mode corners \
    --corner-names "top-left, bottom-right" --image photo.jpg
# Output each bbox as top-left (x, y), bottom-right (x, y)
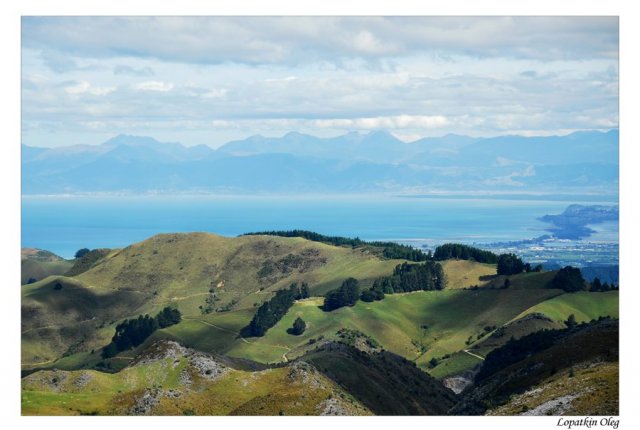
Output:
top-left (319, 397), bottom-right (350, 416)
top-left (520, 393), bottom-right (579, 416)
top-left (130, 388), bottom-right (162, 415)
top-left (73, 372), bottom-right (93, 389)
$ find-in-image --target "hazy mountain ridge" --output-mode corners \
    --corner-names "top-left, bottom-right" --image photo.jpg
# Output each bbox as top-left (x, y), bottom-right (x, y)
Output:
top-left (22, 130), bottom-right (618, 195)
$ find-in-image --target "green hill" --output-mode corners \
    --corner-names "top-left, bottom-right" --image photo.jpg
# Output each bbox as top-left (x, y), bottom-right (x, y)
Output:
top-left (21, 248), bottom-right (73, 285)
top-left (453, 318), bottom-right (619, 415)
top-left (22, 340), bottom-right (371, 416)
top-left (21, 233), bottom-right (405, 368)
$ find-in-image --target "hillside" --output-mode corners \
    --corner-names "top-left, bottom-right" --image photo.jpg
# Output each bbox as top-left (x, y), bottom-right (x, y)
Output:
top-left (21, 233), bottom-right (619, 416)
top-left (21, 233), bottom-right (405, 368)
top-left (453, 318), bottom-right (619, 415)
top-left (21, 248), bottom-right (73, 285)
top-left (22, 340), bottom-right (371, 416)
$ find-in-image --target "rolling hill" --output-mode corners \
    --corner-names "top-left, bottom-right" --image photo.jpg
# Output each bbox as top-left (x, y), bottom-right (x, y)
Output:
top-left (21, 248), bottom-right (73, 285)
top-left (21, 232), bottom-right (619, 415)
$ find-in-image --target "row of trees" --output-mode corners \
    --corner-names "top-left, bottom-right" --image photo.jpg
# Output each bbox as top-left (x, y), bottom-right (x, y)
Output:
top-left (101, 306), bottom-right (182, 358)
top-left (244, 230), bottom-right (431, 262)
top-left (547, 267), bottom-right (619, 293)
top-left (371, 261), bottom-right (446, 295)
top-left (433, 243), bottom-right (498, 264)
top-left (245, 282), bottom-right (310, 336)
top-left (590, 277), bottom-right (619, 292)
top-left (323, 261), bottom-right (446, 312)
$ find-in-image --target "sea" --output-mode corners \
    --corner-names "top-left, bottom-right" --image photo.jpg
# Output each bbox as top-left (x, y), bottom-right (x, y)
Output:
top-left (21, 194), bottom-right (619, 262)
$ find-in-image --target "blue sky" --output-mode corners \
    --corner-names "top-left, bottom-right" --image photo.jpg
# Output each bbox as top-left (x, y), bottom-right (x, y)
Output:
top-left (21, 16), bottom-right (619, 148)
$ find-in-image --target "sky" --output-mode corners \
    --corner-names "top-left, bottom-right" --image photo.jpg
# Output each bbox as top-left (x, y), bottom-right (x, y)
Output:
top-left (21, 16), bottom-right (619, 148)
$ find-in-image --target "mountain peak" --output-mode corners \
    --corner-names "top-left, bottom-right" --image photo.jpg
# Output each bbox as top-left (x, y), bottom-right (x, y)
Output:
top-left (102, 134), bottom-right (166, 148)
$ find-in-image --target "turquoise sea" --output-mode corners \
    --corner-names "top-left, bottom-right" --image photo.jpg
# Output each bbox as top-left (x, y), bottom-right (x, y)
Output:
top-left (21, 195), bottom-right (618, 259)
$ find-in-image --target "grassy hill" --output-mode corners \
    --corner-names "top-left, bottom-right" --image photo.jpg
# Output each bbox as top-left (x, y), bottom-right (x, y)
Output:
top-left (20, 232), bottom-right (620, 416)
top-left (21, 248), bottom-right (73, 285)
top-left (453, 318), bottom-right (619, 415)
top-left (21, 233), bottom-right (405, 368)
top-left (22, 340), bottom-right (371, 416)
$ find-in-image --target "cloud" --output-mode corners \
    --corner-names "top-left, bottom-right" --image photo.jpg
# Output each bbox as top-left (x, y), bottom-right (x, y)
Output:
top-left (22, 17), bottom-right (618, 66)
top-left (313, 115), bottom-right (449, 130)
top-left (132, 81), bottom-right (174, 92)
top-left (64, 80), bottom-right (115, 96)
top-left (113, 65), bottom-right (155, 77)
top-left (20, 17), bottom-right (619, 147)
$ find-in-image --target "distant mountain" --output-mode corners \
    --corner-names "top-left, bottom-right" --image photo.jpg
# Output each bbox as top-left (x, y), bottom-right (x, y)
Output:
top-left (21, 130), bottom-right (619, 195)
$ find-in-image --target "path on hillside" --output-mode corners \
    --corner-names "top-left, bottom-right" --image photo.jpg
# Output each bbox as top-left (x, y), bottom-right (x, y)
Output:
top-left (463, 349), bottom-right (485, 361)
top-left (186, 318), bottom-right (291, 361)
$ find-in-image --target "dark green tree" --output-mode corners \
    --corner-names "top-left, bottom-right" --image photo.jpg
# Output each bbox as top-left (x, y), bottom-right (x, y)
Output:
top-left (549, 266), bottom-right (587, 292)
top-left (323, 278), bottom-right (360, 311)
top-left (591, 277), bottom-right (603, 292)
top-left (156, 306), bottom-right (182, 328)
top-left (289, 317), bottom-right (306, 335)
top-left (565, 314), bottom-right (577, 329)
top-left (497, 253), bottom-right (525, 276)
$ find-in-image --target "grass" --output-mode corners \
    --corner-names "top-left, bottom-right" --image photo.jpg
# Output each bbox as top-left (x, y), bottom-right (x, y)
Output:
top-left (428, 350), bottom-right (483, 379)
top-left (487, 362), bottom-right (619, 416)
top-left (511, 291), bottom-right (619, 323)
top-left (21, 259), bottom-right (73, 285)
top-left (231, 288), bottom-right (563, 367)
top-left (440, 260), bottom-right (497, 289)
top-left (22, 347), bottom-right (370, 416)
top-left (21, 233), bottom-right (404, 368)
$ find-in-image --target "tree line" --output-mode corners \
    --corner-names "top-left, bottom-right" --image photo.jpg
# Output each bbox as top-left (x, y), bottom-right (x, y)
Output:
top-left (244, 230), bottom-right (431, 262)
top-left (433, 243), bottom-right (498, 264)
top-left (244, 282), bottom-right (309, 337)
top-left (323, 261), bottom-right (446, 311)
top-left (547, 266), bottom-right (619, 293)
top-left (101, 306), bottom-right (182, 358)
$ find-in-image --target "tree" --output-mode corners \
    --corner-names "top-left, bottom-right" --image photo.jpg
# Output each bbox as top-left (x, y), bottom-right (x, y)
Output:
top-left (591, 277), bottom-right (603, 292)
top-left (497, 253), bottom-right (525, 276)
top-left (549, 266), bottom-right (587, 292)
top-left (360, 289), bottom-right (376, 302)
top-left (74, 248), bottom-right (90, 259)
top-left (323, 278), bottom-right (360, 311)
top-left (156, 306), bottom-right (182, 328)
top-left (565, 314), bottom-right (577, 329)
top-left (288, 317), bottom-right (306, 335)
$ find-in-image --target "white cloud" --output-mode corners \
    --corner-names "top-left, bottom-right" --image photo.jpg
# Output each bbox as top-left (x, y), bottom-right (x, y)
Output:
top-left (313, 115), bottom-right (449, 130)
top-left (20, 17), bottom-right (619, 147)
top-left (64, 80), bottom-right (115, 96)
top-left (132, 81), bottom-right (174, 92)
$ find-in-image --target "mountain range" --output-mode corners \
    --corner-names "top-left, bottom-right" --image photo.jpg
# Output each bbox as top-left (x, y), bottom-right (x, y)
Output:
top-left (22, 130), bottom-right (619, 195)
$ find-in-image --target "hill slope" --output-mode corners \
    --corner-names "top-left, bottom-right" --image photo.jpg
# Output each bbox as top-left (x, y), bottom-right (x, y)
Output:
top-left (21, 233), bottom-right (405, 368)
top-left (22, 340), bottom-right (371, 416)
top-left (21, 248), bottom-right (73, 285)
